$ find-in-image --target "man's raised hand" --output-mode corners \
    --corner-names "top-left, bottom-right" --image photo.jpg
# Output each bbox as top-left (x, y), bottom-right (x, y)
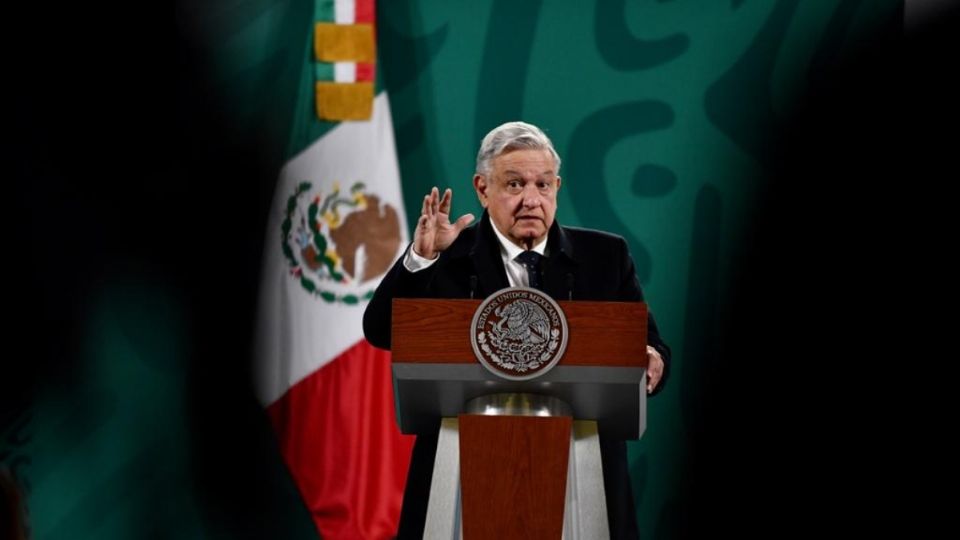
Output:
top-left (413, 187), bottom-right (475, 260)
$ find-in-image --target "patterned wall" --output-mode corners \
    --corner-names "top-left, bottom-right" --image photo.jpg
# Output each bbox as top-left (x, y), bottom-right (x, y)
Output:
top-left (3, 1), bottom-right (902, 538)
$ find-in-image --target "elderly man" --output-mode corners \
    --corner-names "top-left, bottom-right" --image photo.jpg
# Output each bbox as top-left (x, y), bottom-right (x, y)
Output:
top-left (363, 121), bottom-right (670, 538)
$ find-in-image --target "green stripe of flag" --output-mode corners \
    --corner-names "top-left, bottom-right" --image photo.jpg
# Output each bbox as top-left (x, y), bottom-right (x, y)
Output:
top-left (314, 0), bottom-right (335, 23)
top-left (314, 62), bottom-right (335, 81)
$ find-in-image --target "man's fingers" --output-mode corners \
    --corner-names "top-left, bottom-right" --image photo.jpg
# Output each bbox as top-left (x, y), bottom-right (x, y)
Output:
top-left (453, 213), bottom-right (475, 231)
top-left (439, 188), bottom-right (453, 214)
top-left (647, 371), bottom-right (661, 393)
top-left (646, 371), bottom-right (660, 393)
top-left (646, 346), bottom-right (663, 394)
top-left (430, 186), bottom-right (439, 216)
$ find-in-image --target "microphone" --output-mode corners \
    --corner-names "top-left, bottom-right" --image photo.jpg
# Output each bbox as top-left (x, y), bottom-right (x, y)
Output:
top-left (565, 273), bottom-right (574, 300)
top-left (469, 275), bottom-right (478, 299)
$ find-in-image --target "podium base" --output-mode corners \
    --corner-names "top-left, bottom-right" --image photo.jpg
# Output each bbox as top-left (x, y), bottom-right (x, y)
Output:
top-left (422, 417), bottom-right (610, 539)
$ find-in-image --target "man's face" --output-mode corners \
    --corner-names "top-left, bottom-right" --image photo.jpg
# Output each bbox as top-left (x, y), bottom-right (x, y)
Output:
top-left (474, 149), bottom-right (561, 249)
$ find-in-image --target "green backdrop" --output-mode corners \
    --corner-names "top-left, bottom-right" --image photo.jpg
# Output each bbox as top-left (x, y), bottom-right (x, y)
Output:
top-left (2, 1), bottom-right (900, 538)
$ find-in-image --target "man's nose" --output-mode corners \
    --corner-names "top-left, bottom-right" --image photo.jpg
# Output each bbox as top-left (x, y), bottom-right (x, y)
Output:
top-left (521, 185), bottom-right (542, 207)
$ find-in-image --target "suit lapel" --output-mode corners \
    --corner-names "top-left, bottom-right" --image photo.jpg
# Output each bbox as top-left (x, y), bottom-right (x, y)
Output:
top-left (468, 212), bottom-right (510, 295)
top-left (543, 221), bottom-right (578, 299)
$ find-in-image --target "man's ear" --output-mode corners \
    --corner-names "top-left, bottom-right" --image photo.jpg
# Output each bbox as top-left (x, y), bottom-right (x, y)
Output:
top-left (473, 174), bottom-right (488, 208)
top-left (556, 176), bottom-right (561, 192)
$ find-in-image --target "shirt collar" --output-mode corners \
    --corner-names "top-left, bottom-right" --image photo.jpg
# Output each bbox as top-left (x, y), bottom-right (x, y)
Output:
top-left (489, 220), bottom-right (548, 260)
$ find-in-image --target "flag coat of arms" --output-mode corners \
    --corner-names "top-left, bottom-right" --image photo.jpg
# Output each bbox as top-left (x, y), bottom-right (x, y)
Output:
top-left (254, 2), bottom-right (414, 537)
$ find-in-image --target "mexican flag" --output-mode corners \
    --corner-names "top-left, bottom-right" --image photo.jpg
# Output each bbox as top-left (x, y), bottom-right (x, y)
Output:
top-left (254, 1), bottom-right (414, 538)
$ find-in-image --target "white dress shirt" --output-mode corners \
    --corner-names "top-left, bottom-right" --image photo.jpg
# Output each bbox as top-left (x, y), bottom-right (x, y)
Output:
top-left (403, 222), bottom-right (548, 288)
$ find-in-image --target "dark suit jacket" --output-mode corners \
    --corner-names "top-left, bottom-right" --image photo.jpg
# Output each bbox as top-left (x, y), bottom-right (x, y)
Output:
top-left (363, 211), bottom-right (671, 394)
top-left (365, 211), bottom-right (665, 538)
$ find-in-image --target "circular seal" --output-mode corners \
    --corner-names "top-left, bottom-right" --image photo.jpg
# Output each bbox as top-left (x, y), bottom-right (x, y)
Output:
top-left (470, 287), bottom-right (569, 381)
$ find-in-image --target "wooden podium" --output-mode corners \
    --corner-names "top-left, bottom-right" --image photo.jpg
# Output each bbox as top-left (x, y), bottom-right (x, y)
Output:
top-left (392, 298), bottom-right (649, 539)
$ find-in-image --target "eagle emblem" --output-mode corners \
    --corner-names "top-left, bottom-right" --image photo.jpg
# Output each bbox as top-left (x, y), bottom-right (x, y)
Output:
top-left (471, 287), bottom-right (568, 381)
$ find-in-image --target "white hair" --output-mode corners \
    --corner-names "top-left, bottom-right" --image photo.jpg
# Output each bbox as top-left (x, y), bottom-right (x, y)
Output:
top-left (475, 121), bottom-right (561, 176)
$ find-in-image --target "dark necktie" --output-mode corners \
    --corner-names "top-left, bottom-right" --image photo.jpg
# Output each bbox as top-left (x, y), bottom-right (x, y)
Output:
top-left (515, 251), bottom-right (544, 290)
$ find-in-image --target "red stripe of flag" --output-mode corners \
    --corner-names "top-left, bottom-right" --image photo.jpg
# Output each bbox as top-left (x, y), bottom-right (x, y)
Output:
top-left (267, 340), bottom-right (414, 539)
top-left (355, 0), bottom-right (374, 24)
top-left (358, 0), bottom-right (376, 83)
top-left (356, 63), bottom-right (375, 82)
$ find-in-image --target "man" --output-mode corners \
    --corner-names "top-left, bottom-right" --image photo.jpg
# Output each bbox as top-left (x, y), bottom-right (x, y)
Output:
top-left (363, 121), bottom-right (670, 538)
